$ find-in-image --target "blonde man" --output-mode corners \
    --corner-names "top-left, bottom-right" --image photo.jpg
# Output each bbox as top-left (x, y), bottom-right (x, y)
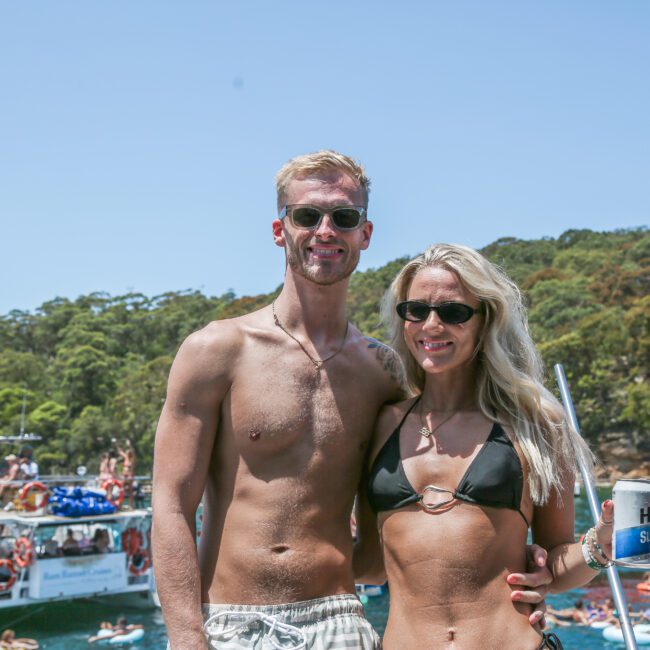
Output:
top-left (152, 151), bottom-right (550, 649)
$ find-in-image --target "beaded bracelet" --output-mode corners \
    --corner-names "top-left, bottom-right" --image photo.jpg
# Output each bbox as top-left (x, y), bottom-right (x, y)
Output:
top-left (581, 534), bottom-right (604, 570)
top-left (588, 527), bottom-right (612, 566)
top-left (581, 527), bottom-right (613, 570)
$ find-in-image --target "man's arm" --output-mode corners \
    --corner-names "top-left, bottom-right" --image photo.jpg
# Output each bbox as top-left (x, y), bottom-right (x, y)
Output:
top-left (152, 323), bottom-right (238, 650)
top-left (352, 466), bottom-right (385, 585)
top-left (364, 337), bottom-right (409, 403)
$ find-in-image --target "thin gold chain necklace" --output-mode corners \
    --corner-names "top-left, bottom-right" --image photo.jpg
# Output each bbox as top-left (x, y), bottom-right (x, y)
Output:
top-left (272, 301), bottom-right (349, 374)
top-left (418, 398), bottom-right (474, 439)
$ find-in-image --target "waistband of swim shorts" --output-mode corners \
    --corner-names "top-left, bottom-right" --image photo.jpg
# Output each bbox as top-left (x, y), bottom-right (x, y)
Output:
top-left (202, 593), bottom-right (364, 625)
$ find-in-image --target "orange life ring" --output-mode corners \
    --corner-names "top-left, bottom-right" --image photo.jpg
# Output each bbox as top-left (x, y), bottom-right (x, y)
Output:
top-left (102, 479), bottom-right (124, 508)
top-left (13, 537), bottom-right (34, 568)
top-left (128, 548), bottom-right (151, 576)
top-left (0, 559), bottom-right (16, 592)
top-left (121, 528), bottom-right (143, 556)
top-left (18, 481), bottom-right (49, 512)
top-left (637, 582), bottom-right (650, 592)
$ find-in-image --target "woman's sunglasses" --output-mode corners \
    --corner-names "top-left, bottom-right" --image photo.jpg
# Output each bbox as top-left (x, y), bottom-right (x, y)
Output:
top-left (396, 300), bottom-right (483, 324)
top-left (279, 204), bottom-right (366, 231)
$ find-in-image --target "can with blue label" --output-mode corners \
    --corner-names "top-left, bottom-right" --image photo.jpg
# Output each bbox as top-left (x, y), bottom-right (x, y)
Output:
top-left (613, 479), bottom-right (650, 568)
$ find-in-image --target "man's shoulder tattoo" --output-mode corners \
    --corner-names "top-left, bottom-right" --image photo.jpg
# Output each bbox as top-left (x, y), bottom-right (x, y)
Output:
top-left (364, 337), bottom-right (408, 394)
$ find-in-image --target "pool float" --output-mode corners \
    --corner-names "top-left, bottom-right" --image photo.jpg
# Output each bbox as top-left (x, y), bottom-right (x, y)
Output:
top-left (602, 623), bottom-right (650, 645)
top-left (589, 620), bottom-right (610, 629)
top-left (94, 628), bottom-right (145, 646)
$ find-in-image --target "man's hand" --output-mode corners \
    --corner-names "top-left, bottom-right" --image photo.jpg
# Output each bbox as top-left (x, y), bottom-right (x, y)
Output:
top-left (507, 544), bottom-right (552, 627)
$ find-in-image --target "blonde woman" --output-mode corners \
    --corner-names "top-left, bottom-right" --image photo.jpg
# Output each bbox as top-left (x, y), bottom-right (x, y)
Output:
top-left (363, 244), bottom-right (613, 649)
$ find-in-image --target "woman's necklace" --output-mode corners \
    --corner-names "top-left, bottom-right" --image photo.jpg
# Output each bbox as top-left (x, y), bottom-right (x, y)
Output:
top-left (418, 399), bottom-right (473, 439)
top-left (272, 301), bottom-right (349, 374)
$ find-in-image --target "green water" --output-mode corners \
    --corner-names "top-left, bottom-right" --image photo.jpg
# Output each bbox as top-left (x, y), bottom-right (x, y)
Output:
top-left (1, 488), bottom-right (647, 649)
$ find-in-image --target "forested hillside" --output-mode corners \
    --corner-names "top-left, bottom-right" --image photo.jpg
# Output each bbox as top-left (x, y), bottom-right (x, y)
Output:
top-left (0, 227), bottom-right (647, 475)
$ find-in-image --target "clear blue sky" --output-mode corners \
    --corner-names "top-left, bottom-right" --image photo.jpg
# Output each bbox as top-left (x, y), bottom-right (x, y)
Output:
top-left (1, 1), bottom-right (648, 315)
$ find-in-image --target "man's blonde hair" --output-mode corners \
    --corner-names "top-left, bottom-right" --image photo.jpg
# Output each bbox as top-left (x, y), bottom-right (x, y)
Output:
top-left (382, 243), bottom-right (594, 505)
top-left (275, 150), bottom-right (371, 211)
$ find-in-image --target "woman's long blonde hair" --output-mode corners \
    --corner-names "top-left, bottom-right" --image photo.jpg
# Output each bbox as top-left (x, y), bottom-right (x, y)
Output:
top-left (382, 243), bottom-right (593, 505)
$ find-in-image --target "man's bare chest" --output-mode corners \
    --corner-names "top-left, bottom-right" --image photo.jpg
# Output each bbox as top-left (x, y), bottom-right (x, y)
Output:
top-left (225, 349), bottom-right (380, 455)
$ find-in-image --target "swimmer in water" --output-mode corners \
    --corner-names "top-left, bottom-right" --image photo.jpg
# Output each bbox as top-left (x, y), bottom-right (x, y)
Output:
top-left (88, 617), bottom-right (143, 644)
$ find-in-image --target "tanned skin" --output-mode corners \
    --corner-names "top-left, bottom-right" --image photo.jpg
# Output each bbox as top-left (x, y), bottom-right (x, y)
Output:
top-left (152, 171), bottom-right (404, 648)
top-left (152, 167), bottom-right (552, 649)
top-left (366, 266), bottom-right (611, 648)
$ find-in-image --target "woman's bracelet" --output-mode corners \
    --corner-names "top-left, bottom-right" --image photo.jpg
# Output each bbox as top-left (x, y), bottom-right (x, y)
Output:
top-left (589, 527), bottom-right (612, 564)
top-left (581, 527), bottom-right (613, 570)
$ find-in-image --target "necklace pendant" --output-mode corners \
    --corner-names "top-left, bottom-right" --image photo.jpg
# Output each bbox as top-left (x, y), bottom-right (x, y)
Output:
top-left (419, 426), bottom-right (432, 438)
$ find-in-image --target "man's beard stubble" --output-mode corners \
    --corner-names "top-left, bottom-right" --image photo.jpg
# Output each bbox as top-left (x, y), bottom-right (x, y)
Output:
top-left (284, 232), bottom-right (360, 286)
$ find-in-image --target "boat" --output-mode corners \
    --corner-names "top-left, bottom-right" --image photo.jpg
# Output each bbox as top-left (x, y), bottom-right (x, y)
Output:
top-left (0, 441), bottom-right (156, 611)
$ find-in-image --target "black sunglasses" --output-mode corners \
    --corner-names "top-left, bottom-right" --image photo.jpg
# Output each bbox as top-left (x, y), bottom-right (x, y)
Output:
top-left (396, 300), bottom-right (483, 324)
top-left (279, 204), bottom-right (366, 231)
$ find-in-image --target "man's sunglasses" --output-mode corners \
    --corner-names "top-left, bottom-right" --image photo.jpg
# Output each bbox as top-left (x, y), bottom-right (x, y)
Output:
top-left (396, 301), bottom-right (483, 324)
top-left (279, 204), bottom-right (367, 231)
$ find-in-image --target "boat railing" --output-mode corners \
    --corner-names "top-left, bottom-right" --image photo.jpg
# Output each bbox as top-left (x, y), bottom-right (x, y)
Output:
top-left (0, 475), bottom-right (152, 517)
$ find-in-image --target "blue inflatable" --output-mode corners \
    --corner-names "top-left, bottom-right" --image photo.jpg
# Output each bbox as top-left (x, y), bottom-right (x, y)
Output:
top-left (49, 486), bottom-right (116, 517)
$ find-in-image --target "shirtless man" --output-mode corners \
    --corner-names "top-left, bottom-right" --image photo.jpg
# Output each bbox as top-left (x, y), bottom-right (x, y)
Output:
top-left (0, 455), bottom-right (21, 502)
top-left (152, 151), bottom-right (550, 649)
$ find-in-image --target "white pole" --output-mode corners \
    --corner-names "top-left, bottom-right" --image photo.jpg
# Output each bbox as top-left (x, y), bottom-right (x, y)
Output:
top-left (554, 363), bottom-right (637, 650)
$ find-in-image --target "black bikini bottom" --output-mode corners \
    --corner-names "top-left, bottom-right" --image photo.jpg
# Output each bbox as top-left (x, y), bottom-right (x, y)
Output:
top-left (537, 632), bottom-right (563, 649)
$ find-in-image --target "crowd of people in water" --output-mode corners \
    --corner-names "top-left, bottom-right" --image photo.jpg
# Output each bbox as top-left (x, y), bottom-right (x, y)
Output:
top-left (547, 575), bottom-right (650, 629)
top-left (0, 616), bottom-right (144, 648)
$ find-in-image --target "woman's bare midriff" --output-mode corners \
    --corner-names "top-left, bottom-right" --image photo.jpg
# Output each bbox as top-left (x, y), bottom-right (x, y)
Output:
top-left (380, 504), bottom-right (543, 650)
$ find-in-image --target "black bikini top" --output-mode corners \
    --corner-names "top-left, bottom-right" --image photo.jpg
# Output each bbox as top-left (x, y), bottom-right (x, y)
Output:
top-left (368, 397), bottom-right (529, 526)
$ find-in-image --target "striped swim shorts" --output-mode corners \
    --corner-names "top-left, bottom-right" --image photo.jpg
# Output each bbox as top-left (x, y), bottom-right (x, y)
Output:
top-left (199, 593), bottom-right (381, 649)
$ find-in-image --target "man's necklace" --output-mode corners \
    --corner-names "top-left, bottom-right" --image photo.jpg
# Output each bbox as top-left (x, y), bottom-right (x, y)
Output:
top-left (418, 399), bottom-right (474, 439)
top-left (272, 301), bottom-right (349, 374)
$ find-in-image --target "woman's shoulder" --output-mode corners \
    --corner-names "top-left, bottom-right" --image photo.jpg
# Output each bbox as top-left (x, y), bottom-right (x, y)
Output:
top-left (367, 396), bottom-right (419, 467)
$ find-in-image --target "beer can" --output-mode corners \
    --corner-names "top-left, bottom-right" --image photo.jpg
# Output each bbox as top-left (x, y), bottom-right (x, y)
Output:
top-left (613, 479), bottom-right (650, 568)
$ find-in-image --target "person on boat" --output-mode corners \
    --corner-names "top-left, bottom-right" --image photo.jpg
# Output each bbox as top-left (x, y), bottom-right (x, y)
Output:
top-left (0, 455), bottom-right (21, 502)
top-left (0, 629), bottom-right (39, 649)
top-left (87, 617), bottom-right (143, 644)
top-left (152, 151), bottom-right (552, 649)
top-left (18, 446), bottom-right (38, 480)
top-left (61, 528), bottom-right (81, 555)
top-left (98, 452), bottom-right (116, 482)
top-left (41, 538), bottom-right (60, 558)
top-left (116, 439), bottom-right (136, 509)
top-left (91, 528), bottom-right (110, 553)
top-left (362, 243), bottom-right (614, 649)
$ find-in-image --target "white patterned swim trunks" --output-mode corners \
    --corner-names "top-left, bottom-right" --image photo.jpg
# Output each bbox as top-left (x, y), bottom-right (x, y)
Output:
top-left (197, 593), bottom-right (381, 649)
